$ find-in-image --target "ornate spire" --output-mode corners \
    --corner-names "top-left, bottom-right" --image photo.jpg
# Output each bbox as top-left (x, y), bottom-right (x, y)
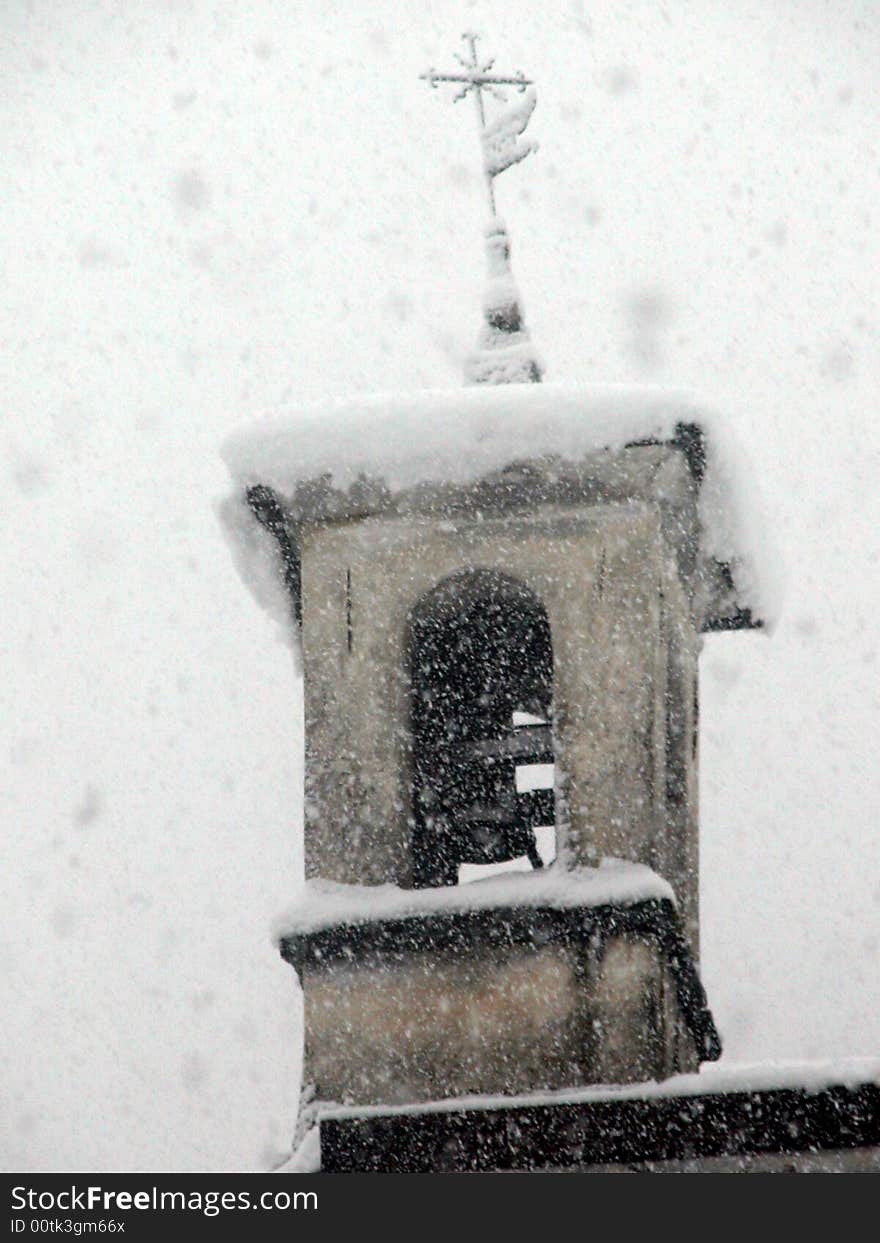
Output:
top-left (465, 218), bottom-right (542, 384)
top-left (422, 34), bottom-right (543, 385)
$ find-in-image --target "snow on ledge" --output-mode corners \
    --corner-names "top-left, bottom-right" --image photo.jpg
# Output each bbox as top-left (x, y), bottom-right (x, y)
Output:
top-left (321, 1057), bottom-right (880, 1125)
top-left (220, 382), bottom-right (784, 635)
top-left (278, 1056), bottom-right (880, 1171)
top-left (273, 858), bottom-right (674, 941)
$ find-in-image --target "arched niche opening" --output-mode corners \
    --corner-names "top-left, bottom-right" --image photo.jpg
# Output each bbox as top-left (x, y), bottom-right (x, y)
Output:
top-left (408, 568), bottom-right (556, 888)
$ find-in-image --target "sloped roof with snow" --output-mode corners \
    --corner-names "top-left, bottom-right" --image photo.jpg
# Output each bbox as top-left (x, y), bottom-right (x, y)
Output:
top-left (219, 382), bottom-right (783, 644)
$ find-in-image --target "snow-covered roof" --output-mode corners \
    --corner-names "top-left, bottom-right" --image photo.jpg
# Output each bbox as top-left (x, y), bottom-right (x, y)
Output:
top-left (320, 1057), bottom-right (880, 1124)
top-left (285, 1056), bottom-right (880, 1172)
top-left (219, 382), bottom-right (783, 638)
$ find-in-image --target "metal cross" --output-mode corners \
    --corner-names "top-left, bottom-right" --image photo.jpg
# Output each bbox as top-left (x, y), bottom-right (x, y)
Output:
top-left (421, 32), bottom-right (533, 214)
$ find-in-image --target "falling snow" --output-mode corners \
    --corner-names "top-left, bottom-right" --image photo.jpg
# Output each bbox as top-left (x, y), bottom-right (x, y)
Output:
top-left (2, 1), bottom-right (879, 1174)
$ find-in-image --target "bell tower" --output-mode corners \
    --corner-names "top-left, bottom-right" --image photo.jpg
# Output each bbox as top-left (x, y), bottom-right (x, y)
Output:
top-left (224, 380), bottom-right (772, 1157)
top-left (220, 39), bottom-right (773, 1170)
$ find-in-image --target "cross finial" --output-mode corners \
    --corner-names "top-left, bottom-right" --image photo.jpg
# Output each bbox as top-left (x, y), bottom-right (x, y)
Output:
top-left (421, 33), bottom-right (536, 215)
top-left (421, 31), bottom-right (532, 102)
top-left (421, 35), bottom-right (542, 385)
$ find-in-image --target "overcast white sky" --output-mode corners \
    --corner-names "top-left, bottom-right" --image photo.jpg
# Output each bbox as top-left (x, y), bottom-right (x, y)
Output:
top-left (2, 1), bottom-right (879, 1172)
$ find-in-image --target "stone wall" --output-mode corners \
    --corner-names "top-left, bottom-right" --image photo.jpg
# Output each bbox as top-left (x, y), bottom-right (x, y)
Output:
top-left (302, 928), bottom-right (698, 1107)
top-left (299, 444), bottom-right (701, 948)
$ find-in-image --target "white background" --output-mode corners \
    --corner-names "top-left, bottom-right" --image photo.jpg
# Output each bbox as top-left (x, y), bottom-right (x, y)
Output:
top-left (2, 0), bottom-right (878, 1171)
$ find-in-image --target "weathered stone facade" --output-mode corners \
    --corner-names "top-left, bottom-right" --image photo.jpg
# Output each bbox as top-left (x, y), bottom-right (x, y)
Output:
top-left (295, 441), bottom-right (705, 948)
top-left (298, 926), bottom-right (698, 1106)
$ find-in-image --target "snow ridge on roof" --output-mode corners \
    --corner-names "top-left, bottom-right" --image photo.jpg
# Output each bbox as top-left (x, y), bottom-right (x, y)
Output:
top-left (219, 382), bottom-right (784, 638)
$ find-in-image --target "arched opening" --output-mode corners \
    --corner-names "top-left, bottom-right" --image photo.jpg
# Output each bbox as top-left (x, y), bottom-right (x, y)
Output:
top-left (408, 569), bottom-right (556, 888)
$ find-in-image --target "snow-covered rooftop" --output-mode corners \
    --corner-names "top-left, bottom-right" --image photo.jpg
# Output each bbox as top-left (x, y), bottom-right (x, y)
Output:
top-left (323, 1057), bottom-right (880, 1123)
top-left (220, 382), bottom-right (783, 637)
top-left (284, 1057), bottom-right (880, 1172)
top-left (224, 381), bottom-right (733, 500)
